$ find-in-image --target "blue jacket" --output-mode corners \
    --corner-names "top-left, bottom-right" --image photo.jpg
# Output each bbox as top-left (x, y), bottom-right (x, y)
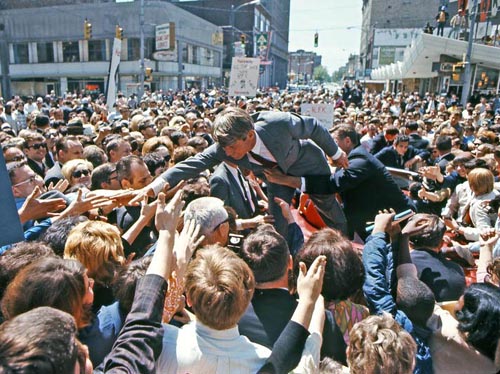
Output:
top-left (362, 232), bottom-right (433, 374)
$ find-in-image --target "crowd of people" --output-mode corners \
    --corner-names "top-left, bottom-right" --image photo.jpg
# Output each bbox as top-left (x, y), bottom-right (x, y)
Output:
top-left (0, 83), bottom-right (499, 373)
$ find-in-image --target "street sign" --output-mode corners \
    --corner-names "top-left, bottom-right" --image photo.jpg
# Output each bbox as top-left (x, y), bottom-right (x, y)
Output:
top-left (256, 32), bottom-right (271, 62)
top-left (155, 23), bottom-right (174, 51)
top-left (212, 32), bottom-right (223, 46)
top-left (152, 50), bottom-right (177, 61)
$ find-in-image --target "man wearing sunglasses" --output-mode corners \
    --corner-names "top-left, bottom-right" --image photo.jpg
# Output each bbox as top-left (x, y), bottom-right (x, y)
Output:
top-left (22, 133), bottom-right (47, 178)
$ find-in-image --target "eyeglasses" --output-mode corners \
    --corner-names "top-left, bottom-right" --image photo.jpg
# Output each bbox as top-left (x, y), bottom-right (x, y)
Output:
top-left (27, 142), bottom-right (47, 150)
top-left (6, 155), bottom-right (26, 162)
top-left (72, 169), bottom-right (91, 178)
top-left (13, 175), bottom-right (37, 187)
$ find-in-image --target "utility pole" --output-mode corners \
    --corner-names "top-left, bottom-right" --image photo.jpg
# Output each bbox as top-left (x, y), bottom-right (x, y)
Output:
top-left (461, 0), bottom-right (479, 107)
top-left (0, 23), bottom-right (12, 99)
top-left (138, 0), bottom-right (145, 99)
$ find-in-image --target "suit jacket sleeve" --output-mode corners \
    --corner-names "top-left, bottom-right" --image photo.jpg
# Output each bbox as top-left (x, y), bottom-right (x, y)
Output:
top-left (102, 274), bottom-right (167, 374)
top-left (288, 113), bottom-right (339, 157)
top-left (303, 155), bottom-right (373, 195)
top-left (152, 144), bottom-right (224, 194)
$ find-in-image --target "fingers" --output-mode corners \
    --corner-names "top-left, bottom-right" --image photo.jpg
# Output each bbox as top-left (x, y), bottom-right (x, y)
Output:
top-left (298, 262), bottom-right (307, 278)
top-left (307, 255), bottom-right (327, 278)
top-left (28, 186), bottom-right (42, 201)
top-left (158, 192), bottom-right (166, 210)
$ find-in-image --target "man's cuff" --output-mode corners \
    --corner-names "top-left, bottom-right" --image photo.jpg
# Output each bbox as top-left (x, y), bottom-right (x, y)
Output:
top-left (300, 177), bottom-right (306, 192)
top-left (151, 178), bottom-right (167, 197)
top-left (331, 148), bottom-right (342, 160)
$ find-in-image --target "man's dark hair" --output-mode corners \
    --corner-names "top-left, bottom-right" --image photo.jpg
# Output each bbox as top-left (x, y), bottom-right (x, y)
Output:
top-left (55, 136), bottom-right (80, 154)
top-left (90, 163), bottom-right (116, 190)
top-left (40, 216), bottom-right (89, 256)
top-left (407, 122), bottom-right (419, 131)
top-left (295, 228), bottom-right (365, 301)
top-left (331, 124), bottom-right (359, 146)
top-left (83, 145), bottom-right (107, 168)
top-left (384, 126), bottom-right (400, 136)
top-left (116, 155), bottom-right (144, 185)
top-left (396, 276), bottom-right (435, 327)
top-left (143, 151), bottom-right (166, 176)
top-left (181, 176), bottom-right (210, 205)
top-left (170, 131), bottom-right (188, 147)
top-left (112, 256), bottom-right (151, 314)
top-left (172, 146), bottom-right (196, 164)
top-left (436, 135), bottom-right (452, 151)
top-left (0, 307), bottom-right (78, 373)
top-left (212, 107), bottom-right (254, 147)
top-left (34, 114), bottom-right (50, 128)
top-left (240, 225), bottom-right (290, 284)
top-left (407, 214), bottom-right (445, 249)
top-left (394, 134), bottom-right (410, 145)
top-left (0, 242), bottom-right (55, 299)
top-left (456, 282), bottom-right (500, 360)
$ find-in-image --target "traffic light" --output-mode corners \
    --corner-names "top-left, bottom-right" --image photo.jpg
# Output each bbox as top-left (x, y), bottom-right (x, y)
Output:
top-left (314, 32), bottom-right (318, 47)
top-left (452, 63), bottom-right (465, 73)
top-left (84, 19), bottom-right (92, 40)
top-left (115, 25), bottom-right (123, 39)
top-left (240, 34), bottom-right (246, 45)
top-left (145, 67), bottom-right (153, 82)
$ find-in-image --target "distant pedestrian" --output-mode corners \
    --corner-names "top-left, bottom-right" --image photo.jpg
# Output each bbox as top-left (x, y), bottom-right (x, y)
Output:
top-left (448, 9), bottom-right (467, 39)
top-left (435, 6), bottom-right (449, 37)
top-left (423, 22), bottom-right (434, 35)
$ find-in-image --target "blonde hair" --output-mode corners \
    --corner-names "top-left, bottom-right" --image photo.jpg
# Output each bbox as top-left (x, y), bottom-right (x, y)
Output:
top-left (64, 221), bottom-right (124, 283)
top-left (348, 313), bottom-right (416, 374)
top-left (185, 245), bottom-right (255, 330)
top-left (61, 159), bottom-right (93, 181)
top-left (468, 168), bottom-right (494, 196)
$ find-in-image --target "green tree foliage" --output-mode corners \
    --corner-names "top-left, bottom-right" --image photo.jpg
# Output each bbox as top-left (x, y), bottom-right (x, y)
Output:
top-left (313, 65), bottom-right (331, 83)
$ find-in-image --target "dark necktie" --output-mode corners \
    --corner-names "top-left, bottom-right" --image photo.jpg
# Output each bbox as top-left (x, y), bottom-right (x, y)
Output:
top-left (237, 169), bottom-right (255, 214)
top-left (248, 151), bottom-right (278, 169)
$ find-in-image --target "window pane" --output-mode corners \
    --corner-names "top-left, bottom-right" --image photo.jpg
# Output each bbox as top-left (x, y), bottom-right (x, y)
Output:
top-left (127, 38), bottom-right (140, 61)
top-left (12, 43), bottom-right (29, 64)
top-left (88, 40), bottom-right (106, 61)
top-left (37, 42), bottom-right (54, 63)
top-left (63, 41), bottom-right (80, 62)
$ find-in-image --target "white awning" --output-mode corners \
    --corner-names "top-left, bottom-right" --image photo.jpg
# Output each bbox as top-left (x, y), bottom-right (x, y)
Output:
top-left (371, 33), bottom-right (500, 80)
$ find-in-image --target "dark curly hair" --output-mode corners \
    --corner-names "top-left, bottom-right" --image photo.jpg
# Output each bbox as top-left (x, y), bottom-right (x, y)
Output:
top-left (456, 282), bottom-right (500, 360)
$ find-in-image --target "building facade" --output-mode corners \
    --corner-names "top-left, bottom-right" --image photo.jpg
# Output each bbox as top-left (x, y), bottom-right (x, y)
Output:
top-left (0, 0), bottom-right (223, 98)
top-left (288, 50), bottom-right (321, 85)
top-left (171, 0), bottom-right (291, 89)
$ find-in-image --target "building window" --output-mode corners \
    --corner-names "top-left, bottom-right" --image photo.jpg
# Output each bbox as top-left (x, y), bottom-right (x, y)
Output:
top-left (12, 43), bottom-right (29, 64)
top-left (192, 46), bottom-right (199, 65)
top-left (127, 38), bottom-right (140, 61)
top-left (182, 44), bottom-right (188, 63)
top-left (62, 41), bottom-right (80, 62)
top-left (37, 42), bottom-right (54, 63)
top-left (88, 40), bottom-right (106, 61)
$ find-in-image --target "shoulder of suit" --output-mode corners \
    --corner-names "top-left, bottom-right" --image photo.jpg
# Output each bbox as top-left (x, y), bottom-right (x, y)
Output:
top-left (252, 110), bottom-right (291, 128)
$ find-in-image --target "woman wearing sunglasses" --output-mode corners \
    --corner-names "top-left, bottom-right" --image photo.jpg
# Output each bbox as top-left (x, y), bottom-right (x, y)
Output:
top-left (61, 158), bottom-right (93, 190)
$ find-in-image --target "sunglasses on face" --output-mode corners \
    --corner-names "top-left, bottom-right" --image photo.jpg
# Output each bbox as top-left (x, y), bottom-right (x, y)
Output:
top-left (72, 169), bottom-right (91, 178)
top-left (28, 142), bottom-right (47, 150)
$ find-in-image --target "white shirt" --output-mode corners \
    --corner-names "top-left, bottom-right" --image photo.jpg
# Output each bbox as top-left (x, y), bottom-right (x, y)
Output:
top-left (156, 321), bottom-right (271, 374)
top-left (248, 131), bottom-right (277, 165)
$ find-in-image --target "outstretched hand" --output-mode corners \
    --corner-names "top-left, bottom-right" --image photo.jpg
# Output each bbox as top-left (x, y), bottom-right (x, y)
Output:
top-left (155, 190), bottom-right (184, 232)
top-left (297, 255), bottom-right (327, 303)
top-left (18, 186), bottom-right (67, 223)
top-left (263, 169), bottom-right (301, 189)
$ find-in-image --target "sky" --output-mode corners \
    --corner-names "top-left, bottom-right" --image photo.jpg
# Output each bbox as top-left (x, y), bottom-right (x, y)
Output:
top-left (289, 0), bottom-right (362, 74)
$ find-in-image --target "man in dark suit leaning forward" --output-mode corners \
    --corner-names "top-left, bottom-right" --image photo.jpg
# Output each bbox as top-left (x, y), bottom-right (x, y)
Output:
top-left (142, 107), bottom-right (349, 236)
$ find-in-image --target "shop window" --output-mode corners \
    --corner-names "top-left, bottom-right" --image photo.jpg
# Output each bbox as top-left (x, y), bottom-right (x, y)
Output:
top-left (12, 43), bottom-right (29, 64)
top-left (62, 41), bottom-right (80, 62)
top-left (37, 42), bottom-right (54, 63)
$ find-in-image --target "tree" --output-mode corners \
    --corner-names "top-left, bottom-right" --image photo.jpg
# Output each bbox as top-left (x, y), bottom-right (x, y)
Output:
top-left (313, 65), bottom-right (331, 83)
